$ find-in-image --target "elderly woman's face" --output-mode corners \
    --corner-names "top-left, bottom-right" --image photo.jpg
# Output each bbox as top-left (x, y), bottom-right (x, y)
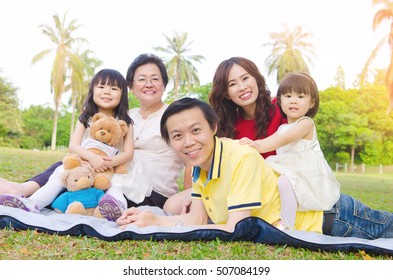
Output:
top-left (130, 63), bottom-right (165, 105)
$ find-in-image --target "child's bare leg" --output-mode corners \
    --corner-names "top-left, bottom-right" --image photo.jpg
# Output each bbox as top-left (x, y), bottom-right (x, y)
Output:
top-left (0, 178), bottom-right (40, 197)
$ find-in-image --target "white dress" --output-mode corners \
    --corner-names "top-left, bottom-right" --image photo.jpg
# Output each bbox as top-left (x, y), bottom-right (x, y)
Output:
top-left (266, 117), bottom-right (340, 211)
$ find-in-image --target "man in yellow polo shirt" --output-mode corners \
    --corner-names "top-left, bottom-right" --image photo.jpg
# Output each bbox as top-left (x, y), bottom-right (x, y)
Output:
top-left (191, 135), bottom-right (323, 232)
top-left (117, 98), bottom-right (393, 240)
top-left (117, 97), bottom-right (323, 233)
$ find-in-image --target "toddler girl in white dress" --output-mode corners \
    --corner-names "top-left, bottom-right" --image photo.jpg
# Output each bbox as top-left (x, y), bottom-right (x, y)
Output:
top-left (239, 72), bottom-right (340, 229)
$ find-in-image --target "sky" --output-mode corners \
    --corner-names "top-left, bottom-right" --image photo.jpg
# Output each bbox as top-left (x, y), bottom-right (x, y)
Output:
top-left (0, 0), bottom-right (389, 109)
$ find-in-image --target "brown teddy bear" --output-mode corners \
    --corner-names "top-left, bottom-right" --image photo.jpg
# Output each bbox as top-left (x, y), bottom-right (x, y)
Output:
top-left (51, 165), bottom-right (104, 217)
top-left (63, 112), bottom-right (128, 191)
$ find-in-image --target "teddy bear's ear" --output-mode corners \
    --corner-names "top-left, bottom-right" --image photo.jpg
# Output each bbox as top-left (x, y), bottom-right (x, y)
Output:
top-left (118, 120), bottom-right (128, 136)
top-left (60, 170), bottom-right (70, 186)
top-left (92, 112), bottom-right (106, 122)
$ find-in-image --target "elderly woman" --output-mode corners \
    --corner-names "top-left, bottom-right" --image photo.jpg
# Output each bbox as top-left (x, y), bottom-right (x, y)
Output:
top-left (98, 53), bottom-right (192, 220)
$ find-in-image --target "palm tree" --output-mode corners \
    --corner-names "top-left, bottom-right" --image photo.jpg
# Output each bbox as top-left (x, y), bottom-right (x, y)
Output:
top-left (153, 32), bottom-right (205, 99)
top-left (263, 24), bottom-right (315, 84)
top-left (334, 65), bottom-right (346, 89)
top-left (31, 13), bottom-right (87, 150)
top-left (67, 48), bottom-right (102, 135)
top-left (360, 0), bottom-right (393, 114)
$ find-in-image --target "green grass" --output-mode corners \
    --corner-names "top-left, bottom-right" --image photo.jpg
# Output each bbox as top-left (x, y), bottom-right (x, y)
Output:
top-left (334, 173), bottom-right (393, 212)
top-left (0, 147), bottom-right (392, 260)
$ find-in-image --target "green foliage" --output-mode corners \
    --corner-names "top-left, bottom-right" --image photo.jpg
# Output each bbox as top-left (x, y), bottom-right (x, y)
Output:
top-left (189, 82), bottom-right (212, 103)
top-left (56, 107), bottom-right (72, 147)
top-left (19, 105), bottom-right (71, 149)
top-left (0, 72), bottom-right (23, 146)
top-left (164, 82), bottom-right (212, 104)
top-left (314, 98), bottom-right (349, 163)
top-left (128, 92), bottom-right (140, 109)
top-left (335, 151), bottom-right (350, 162)
top-left (316, 85), bottom-right (393, 165)
top-left (20, 105), bottom-right (53, 149)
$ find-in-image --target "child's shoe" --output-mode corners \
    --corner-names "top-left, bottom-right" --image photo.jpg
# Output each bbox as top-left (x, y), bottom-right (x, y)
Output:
top-left (98, 194), bottom-right (125, 222)
top-left (0, 194), bottom-right (40, 213)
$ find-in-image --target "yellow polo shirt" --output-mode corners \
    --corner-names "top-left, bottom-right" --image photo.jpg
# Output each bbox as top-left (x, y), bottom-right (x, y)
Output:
top-left (191, 137), bottom-right (324, 233)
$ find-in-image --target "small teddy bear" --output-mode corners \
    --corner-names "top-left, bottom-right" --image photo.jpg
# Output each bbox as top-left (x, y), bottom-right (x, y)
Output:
top-left (63, 112), bottom-right (128, 191)
top-left (51, 165), bottom-right (104, 217)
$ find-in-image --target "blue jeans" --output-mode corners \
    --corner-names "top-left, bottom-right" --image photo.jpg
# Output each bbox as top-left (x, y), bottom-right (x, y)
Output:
top-left (330, 194), bottom-right (393, 239)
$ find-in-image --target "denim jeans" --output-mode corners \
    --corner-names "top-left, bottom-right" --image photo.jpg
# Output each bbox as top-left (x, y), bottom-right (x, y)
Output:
top-left (330, 194), bottom-right (393, 239)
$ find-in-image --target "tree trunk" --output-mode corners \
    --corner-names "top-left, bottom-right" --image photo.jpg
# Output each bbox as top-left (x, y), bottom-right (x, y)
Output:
top-left (174, 66), bottom-right (180, 100)
top-left (174, 78), bottom-right (179, 100)
top-left (51, 103), bottom-right (59, 151)
top-left (70, 91), bottom-right (77, 136)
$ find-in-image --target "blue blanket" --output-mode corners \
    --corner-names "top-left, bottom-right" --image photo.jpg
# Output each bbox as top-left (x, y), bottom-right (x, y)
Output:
top-left (0, 205), bottom-right (392, 256)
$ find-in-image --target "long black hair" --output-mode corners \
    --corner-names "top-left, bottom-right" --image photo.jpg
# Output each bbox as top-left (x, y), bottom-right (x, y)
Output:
top-left (209, 57), bottom-right (274, 138)
top-left (79, 69), bottom-right (132, 127)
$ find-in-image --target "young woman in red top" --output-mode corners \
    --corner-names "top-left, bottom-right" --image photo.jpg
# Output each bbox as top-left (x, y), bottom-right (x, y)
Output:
top-left (166, 57), bottom-right (286, 214)
top-left (209, 57), bottom-right (286, 159)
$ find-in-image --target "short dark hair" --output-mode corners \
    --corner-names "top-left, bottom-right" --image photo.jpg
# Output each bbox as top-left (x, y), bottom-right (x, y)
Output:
top-left (126, 53), bottom-right (169, 88)
top-left (160, 97), bottom-right (219, 144)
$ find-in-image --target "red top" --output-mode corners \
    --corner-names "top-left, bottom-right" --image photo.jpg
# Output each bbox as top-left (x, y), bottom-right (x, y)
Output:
top-left (234, 100), bottom-right (287, 159)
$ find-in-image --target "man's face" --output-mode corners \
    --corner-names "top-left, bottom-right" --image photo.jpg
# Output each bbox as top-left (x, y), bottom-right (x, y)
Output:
top-left (166, 107), bottom-right (216, 171)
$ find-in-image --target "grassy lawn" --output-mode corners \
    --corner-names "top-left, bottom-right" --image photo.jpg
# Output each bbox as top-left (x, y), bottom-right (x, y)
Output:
top-left (0, 147), bottom-right (392, 260)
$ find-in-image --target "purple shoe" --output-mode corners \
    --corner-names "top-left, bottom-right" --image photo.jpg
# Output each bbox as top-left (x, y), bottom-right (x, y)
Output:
top-left (0, 194), bottom-right (39, 213)
top-left (98, 194), bottom-right (125, 222)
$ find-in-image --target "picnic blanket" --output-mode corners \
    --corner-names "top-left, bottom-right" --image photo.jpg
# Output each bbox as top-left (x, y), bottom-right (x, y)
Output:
top-left (0, 205), bottom-right (392, 256)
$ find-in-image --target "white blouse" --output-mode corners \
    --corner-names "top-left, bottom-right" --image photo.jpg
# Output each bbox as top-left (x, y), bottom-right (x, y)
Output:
top-left (117, 104), bottom-right (184, 200)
